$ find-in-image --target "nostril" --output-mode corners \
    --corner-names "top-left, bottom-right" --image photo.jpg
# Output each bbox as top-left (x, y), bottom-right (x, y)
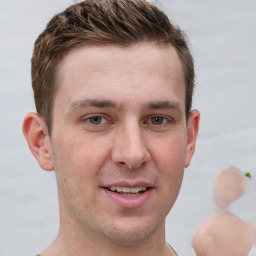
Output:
top-left (116, 161), bottom-right (139, 170)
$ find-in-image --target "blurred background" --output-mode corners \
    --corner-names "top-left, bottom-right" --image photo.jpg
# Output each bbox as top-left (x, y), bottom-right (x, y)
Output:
top-left (0, 1), bottom-right (255, 255)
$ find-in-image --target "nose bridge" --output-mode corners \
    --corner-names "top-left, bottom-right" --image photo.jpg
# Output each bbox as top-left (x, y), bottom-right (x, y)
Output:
top-left (111, 118), bottom-right (150, 169)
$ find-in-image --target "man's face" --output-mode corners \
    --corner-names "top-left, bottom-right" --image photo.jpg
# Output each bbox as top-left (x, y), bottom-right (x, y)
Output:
top-left (49, 43), bottom-right (196, 244)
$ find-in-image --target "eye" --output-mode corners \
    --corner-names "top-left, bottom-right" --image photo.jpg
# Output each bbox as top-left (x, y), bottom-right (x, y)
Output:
top-left (81, 115), bottom-right (110, 126)
top-left (143, 115), bottom-right (174, 130)
top-left (88, 116), bottom-right (104, 125)
top-left (80, 114), bottom-right (114, 131)
top-left (150, 116), bottom-right (165, 125)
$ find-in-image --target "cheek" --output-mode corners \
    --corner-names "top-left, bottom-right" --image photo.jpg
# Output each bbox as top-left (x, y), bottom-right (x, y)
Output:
top-left (151, 132), bottom-right (187, 171)
top-left (54, 134), bottom-right (111, 180)
top-left (152, 139), bottom-right (186, 216)
top-left (52, 137), bottom-right (102, 209)
top-left (150, 132), bottom-right (187, 202)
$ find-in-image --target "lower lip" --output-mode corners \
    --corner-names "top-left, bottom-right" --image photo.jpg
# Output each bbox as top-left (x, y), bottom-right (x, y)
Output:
top-left (103, 188), bottom-right (153, 208)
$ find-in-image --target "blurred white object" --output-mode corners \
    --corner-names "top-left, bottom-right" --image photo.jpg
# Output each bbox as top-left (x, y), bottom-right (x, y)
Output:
top-left (248, 246), bottom-right (256, 256)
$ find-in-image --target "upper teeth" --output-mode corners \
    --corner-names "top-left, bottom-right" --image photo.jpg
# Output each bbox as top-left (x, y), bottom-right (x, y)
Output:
top-left (110, 186), bottom-right (147, 193)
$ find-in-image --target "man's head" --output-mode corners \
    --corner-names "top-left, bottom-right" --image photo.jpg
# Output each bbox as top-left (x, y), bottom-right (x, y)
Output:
top-left (23, 1), bottom-right (200, 253)
top-left (31, 0), bottom-right (194, 134)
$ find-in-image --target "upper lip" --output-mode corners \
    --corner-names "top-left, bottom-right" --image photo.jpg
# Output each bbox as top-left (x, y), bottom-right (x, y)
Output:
top-left (102, 181), bottom-right (154, 188)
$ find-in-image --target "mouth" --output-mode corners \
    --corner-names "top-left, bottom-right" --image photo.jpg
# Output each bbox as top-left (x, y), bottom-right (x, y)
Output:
top-left (105, 186), bottom-right (150, 197)
top-left (102, 184), bottom-right (154, 208)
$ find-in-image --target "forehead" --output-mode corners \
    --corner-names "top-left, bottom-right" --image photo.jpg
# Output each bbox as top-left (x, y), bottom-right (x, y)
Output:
top-left (54, 43), bottom-right (185, 113)
top-left (57, 43), bottom-right (183, 81)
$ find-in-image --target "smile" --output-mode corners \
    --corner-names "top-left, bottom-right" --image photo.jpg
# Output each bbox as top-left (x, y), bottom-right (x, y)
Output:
top-left (107, 186), bottom-right (148, 196)
top-left (103, 184), bottom-right (153, 208)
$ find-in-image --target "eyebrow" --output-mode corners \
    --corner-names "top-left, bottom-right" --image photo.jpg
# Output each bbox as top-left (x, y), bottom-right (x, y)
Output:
top-left (143, 100), bottom-right (183, 112)
top-left (70, 98), bottom-right (120, 109)
top-left (65, 99), bottom-right (122, 117)
top-left (66, 98), bottom-right (183, 116)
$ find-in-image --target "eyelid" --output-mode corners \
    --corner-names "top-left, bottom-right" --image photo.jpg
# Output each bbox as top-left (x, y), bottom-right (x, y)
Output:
top-left (143, 115), bottom-right (174, 125)
top-left (81, 114), bottom-right (113, 125)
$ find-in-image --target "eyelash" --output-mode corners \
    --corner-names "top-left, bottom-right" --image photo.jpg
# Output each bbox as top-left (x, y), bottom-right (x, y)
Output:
top-left (80, 114), bottom-right (174, 130)
top-left (145, 116), bottom-right (168, 125)
top-left (82, 115), bottom-right (110, 126)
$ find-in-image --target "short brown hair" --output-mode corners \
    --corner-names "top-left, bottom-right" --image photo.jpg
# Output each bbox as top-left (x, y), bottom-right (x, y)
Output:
top-left (31, 0), bottom-right (195, 134)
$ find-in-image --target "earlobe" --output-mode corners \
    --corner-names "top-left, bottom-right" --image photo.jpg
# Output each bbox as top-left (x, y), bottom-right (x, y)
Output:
top-left (22, 112), bottom-right (54, 171)
top-left (185, 110), bottom-right (200, 168)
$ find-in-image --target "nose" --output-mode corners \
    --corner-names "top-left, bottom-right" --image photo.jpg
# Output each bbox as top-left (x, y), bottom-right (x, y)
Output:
top-left (111, 121), bottom-right (151, 169)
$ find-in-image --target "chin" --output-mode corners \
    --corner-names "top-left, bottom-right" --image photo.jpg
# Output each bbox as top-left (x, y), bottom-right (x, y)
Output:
top-left (101, 215), bottom-right (164, 245)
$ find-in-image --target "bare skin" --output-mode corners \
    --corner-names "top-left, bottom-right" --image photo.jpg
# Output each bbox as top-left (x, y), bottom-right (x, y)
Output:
top-left (23, 43), bottom-right (199, 256)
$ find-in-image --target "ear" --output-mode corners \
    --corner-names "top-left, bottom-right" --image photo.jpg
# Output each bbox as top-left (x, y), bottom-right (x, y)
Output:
top-left (22, 112), bottom-right (54, 171)
top-left (185, 110), bottom-right (200, 168)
